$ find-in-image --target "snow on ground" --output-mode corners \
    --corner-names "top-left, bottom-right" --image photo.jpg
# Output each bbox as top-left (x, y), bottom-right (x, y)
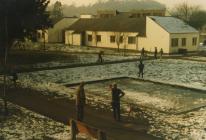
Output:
top-left (23, 43), bottom-right (138, 56)
top-left (9, 58), bottom-right (206, 139)
top-left (0, 100), bottom-right (93, 140)
top-left (18, 53), bottom-right (137, 69)
top-left (19, 59), bottom-right (206, 90)
top-left (0, 101), bottom-right (70, 140)
top-left (83, 79), bottom-right (206, 139)
top-left (144, 59), bottom-right (206, 90)
top-left (182, 56), bottom-right (206, 61)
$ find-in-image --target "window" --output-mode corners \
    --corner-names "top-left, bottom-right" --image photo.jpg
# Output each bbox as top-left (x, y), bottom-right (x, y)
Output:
top-left (171, 38), bottom-right (178, 47)
top-left (128, 36), bottom-right (136, 44)
top-left (96, 35), bottom-right (101, 42)
top-left (88, 35), bottom-right (92, 42)
top-left (119, 36), bottom-right (123, 43)
top-left (110, 36), bottom-right (115, 43)
top-left (131, 13), bottom-right (141, 18)
top-left (204, 40), bottom-right (206, 45)
top-left (182, 38), bottom-right (186, 46)
top-left (42, 32), bottom-right (45, 38)
top-left (37, 32), bottom-right (41, 38)
top-left (192, 37), bottom-right (197, 46)
top-left (143, 13), bottom-right (150, 16)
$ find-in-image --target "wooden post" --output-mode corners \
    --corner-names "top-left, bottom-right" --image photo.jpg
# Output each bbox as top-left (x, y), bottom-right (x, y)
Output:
top-left (70, 119), bottom-right (77, 140)
top-left (3, 14), bottom-right (8, 116)
top-left (69, 119), bottom-right (107, 140)
top-left (98, 130), bottom-right (107, 140)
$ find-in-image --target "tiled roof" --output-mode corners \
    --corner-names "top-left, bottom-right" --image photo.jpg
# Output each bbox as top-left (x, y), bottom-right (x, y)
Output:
top-left (67, 14), bottom-right (146, 36)
top-left (150, 16), bottom-right (198, 33)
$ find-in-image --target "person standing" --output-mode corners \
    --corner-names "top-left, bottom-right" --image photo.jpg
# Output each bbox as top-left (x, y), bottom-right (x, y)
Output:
top-left (138, 60), bottom-right (144, 78)
top-left (111, 83), bottom-right (125, 121)
top-left (140, 48), bottom-right (145, 59)
top-left (97, 51), bottom-right (103, 63)
top-left (12, 71), bottom-right (18, 87)
top-left (76, 82), bottom-right (86, 121)
top-left (160, 48), bottom-right (163, 59)
top-left (154, 47), bottom-right (157, 59)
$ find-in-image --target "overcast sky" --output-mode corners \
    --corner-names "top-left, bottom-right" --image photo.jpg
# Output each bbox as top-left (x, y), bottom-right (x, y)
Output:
top-left (50, 0), bottom-right (206, 10)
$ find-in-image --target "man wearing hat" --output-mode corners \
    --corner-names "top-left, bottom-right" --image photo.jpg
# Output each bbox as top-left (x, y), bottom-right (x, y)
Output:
top-left (110, 83), bottom-right (125, 121)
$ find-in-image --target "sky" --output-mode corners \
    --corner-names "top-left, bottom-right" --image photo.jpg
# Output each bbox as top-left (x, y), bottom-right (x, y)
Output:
top-left (50, 0), bottom-right (206, 10)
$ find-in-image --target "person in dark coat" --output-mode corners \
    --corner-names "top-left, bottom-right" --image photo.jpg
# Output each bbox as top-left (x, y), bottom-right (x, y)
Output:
top-left (154, 47), bottom-right (158, 59)
top-left (138, 60), bottom-right (144, 78)
top-left (76, 82), bottom-right (86, 121)
top-left (110, 83), bottom-right (125, 121)
top-left (97, 51), bottom-right (104, 63)
top-left (12, 72), bottom-right (18, 87)
top-left (141, 48), bottom-right (145, 58)
top-left (10, 67), bottom-right (18, 87)
top-left (160, 48), bottom-right (163, 59)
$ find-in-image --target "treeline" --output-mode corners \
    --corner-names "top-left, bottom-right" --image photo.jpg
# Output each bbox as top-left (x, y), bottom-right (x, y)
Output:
top-left (57, 0), bottom-right (165, 17)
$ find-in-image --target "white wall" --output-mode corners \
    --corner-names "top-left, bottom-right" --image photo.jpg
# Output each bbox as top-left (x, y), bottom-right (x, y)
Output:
top-left (80, 15), bottom-right (94, 19)
top-left (65, 30), bottom-right (81, 46)
top-left (85, 31), bottom-right (138, 50)
top-left (138, 17), bottom-right (170, 53)
top-left (48, 18), bottom-right (78, 43)
top-left (138, 17), bottom-right (199, 53)
top-left (37, 30), bottom-right (48, 43)
top-left (170, 33), bottom-right (199, 53)
top-left (65, 30), bottom-right (74, 45)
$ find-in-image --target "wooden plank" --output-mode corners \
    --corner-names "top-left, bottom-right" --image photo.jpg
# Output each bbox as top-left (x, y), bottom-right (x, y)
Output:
top-left (70, 119), bottom-right (106, 140)
top-left (76, 120), bottom-right (99, 138)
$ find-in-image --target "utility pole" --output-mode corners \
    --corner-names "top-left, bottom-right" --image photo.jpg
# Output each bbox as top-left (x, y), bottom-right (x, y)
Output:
top-left (3, 14), bottom-right (8, 115)
top-left (43, 30), bottom-right (46, 51)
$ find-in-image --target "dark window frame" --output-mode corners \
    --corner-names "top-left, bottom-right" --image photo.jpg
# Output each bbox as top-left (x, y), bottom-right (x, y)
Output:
top-left (119, 36), bottom-right (123, 43)
top-left (192, 37), bottom-right (197, 46)
top-left (182, 38), bottom-right (186, 46)
top-left (96, 35), bottom-right (101, 42)
top-left (88, 35), bottom-right (92, 42)
top-left (110, 35), bottom-right (115, 43)
top-left (171, 38), bottom-right (178, 47)
top-left (128, 36), bottom-right (136, 44)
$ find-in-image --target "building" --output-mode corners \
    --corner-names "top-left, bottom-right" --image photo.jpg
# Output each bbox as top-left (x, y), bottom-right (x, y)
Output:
top-left (139, 16), bottom-right (199, 53)
top-left (199, 24), bottom-right (206, 45)
top-left (65, 11), bottom-right (199, 54)
top-left (129, 9), bottom-right (166, 17)
top-left (65, 13), bottom-right (146, 50)
top-left (80, 14), bottom-right (95, 19)
top-left (36, 30), bottom-right (48, 43)
top-left (37, 17), bottom-right (79, 43)
top-left (97, 9), bottom-right (166, 18)
top-left (48, 17), bottom-right (79, 43)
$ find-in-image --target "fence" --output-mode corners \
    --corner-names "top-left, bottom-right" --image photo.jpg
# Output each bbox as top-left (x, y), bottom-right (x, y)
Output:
top-left (70, 119), bottom-right (107, 140)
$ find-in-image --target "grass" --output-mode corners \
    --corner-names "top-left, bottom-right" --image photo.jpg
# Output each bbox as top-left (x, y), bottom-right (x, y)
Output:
top-left (7, 50), bottom-right (78, 65)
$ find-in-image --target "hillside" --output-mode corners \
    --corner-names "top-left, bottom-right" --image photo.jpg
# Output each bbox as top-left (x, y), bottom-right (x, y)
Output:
top-left (59, 0), bottom-right (166, 17)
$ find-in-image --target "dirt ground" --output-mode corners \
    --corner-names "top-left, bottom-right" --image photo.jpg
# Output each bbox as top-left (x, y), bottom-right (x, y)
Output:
top-left (0, 85), bottom-right (161, 140)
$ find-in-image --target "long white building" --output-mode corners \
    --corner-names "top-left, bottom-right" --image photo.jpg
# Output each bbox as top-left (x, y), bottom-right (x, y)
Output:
top-left (65, 12), bottom-right (199, 54)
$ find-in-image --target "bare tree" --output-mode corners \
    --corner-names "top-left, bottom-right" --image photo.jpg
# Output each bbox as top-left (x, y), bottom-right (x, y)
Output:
top-left (170, 2), bottom-right (200, 22)
top-left (115, 32), bottom-right (122, 52)
top-left (189, 10), bottom-right (206, 29)
top-left (92, 31), bottom-right (97, 47)
top-left (122, 33), bottom-right (128, 56)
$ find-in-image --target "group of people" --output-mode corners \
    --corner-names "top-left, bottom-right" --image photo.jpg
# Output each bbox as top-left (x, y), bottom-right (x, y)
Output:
top-left (76, 82), bottom-right (125, 122)
top-left (138, 47), bottom-right (164, 78)
top-left (154, 47), bottom-right (163, 59)
top-left (141, 47), bottom-right (163, 59)
top-left (76, 48), bottom-right (165, 122)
